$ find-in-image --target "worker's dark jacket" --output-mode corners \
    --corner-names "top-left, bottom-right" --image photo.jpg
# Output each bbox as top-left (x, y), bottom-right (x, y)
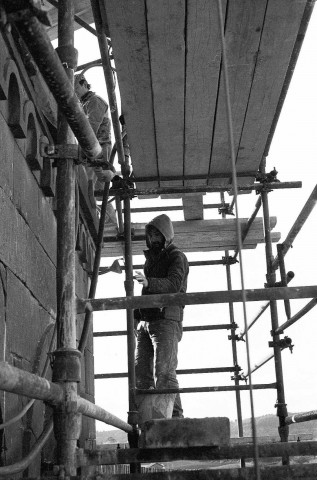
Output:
top-left (136, 244), bottom-right (189, 323)
top-left (81, 91), bottom-right (111, 146)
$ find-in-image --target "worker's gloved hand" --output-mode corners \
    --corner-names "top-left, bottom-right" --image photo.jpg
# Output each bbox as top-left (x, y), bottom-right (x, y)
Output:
top-left (137, 320), bottom-right (146, 331)
top-left (134, 271), bottom-right (148, 288)
top-left (94, 166), bottom-right (115, 183)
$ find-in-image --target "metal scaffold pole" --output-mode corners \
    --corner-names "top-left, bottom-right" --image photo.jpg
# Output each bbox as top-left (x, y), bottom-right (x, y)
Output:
top-left (220, 194), bottom-right (244, 444)
top-left (53, 0), bottom-right (81, 474)
top-left (260, 160), bottom-right (289, 462)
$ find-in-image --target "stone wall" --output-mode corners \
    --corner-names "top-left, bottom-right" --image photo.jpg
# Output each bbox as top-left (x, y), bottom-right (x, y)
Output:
top-left (0, 28), bottom-right (98, 475)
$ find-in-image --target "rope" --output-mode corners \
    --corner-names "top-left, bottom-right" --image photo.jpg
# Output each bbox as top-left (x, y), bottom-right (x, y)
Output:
top-left (215, 1), bottom-right (260, 478)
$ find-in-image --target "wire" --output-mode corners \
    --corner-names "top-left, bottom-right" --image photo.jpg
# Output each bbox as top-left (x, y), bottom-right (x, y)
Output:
top-left (216, 1), bottom-right (261, 478)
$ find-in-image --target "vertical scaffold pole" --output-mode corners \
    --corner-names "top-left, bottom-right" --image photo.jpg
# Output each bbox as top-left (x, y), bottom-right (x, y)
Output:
top-left (53, 0), bottom-right (81, 474)
top-left (123, 196), bottom-right (139, 453)
top-left (220, 193), bottom-right (244, 467)
top-left (260, 161), bottom-right (289, 461)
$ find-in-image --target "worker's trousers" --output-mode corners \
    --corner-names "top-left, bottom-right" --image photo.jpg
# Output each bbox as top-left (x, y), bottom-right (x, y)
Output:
top-left (135, 319), bottom-right (183, 418)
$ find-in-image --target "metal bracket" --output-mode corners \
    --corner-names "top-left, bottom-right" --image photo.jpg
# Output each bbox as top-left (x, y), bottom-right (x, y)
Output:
top-left (228, 334), bottom-right (240, 341)
top-left (218, 205), bottom-right (234, 216)
top-left (40, 142), bottom-right (80, 162)
top-left (231, 373), bottom-right (247, 383)
top-left (3, 0), bottom-right (52, 26)
top-left (274, 401), bottom-right (288, 418)
top-left (269, 336), bottom-right (294, 353)
top-left (110, 175), bottom-right (136, 200)
top-left (256, 167), bottom-right (280, 184)
top-left (222, 255), bottom-right (237, 266)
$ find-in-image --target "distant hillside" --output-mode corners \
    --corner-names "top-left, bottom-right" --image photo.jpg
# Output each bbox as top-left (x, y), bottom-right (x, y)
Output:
top-left (231, 413), bottom-right (317, 439)
top-left (97, 413), bottom-right (316, 445)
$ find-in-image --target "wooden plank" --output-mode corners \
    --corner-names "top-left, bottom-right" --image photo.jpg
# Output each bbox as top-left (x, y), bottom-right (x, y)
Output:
top-left (236, 0), bottom-right (307, 181)
top-left (105, 0), bottom-right (158, 191)
top-left (146, 0), bottom-right (185, 188)
top-left (103, 217), bottom-right (277, 235)
top-left (101, 215), bottom-right (280, 256)
top-left (101, 234), bottom-right (280, 258)
top-left (208, 0), bottom-right (267, 186)
top-left (182, 194), bottom-right (204, 220)
top-left (184, 0), bottom-right (225, 186)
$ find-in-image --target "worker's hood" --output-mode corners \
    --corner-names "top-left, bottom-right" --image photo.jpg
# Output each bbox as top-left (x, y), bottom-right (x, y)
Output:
top-left (145, 214), bottom-right (174, 248)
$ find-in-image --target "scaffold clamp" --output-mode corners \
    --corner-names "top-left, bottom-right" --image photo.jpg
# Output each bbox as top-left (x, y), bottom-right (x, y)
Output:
top-left (269, 336), bottom-right (294, 353)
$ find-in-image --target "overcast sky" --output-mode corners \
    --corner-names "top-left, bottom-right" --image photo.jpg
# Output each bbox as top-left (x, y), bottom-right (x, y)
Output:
top-left (72, 6), bottom-right (317, 431)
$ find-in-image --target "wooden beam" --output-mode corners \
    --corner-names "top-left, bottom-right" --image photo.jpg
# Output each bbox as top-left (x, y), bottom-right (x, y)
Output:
top-left (104, 0), bottom-right (158, 191)
top-left (77, 285), bottom-right (317, 314)
top-left (146, 0), bottom-right (185, 189)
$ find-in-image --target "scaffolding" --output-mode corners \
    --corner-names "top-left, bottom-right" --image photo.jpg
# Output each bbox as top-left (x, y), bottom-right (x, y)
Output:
top-left (0, 0), bottom-right (317, 478)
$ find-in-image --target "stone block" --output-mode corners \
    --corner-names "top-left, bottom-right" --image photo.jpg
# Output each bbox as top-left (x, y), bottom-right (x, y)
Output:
top-left (140, 417), bottom-right (230, 448)
top-left (136, 393), bottom-right (176, 425)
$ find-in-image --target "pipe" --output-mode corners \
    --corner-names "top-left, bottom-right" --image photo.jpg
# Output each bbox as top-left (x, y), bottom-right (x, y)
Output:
top-left (0, 420), bottom-right (53, 476)
top-left (115, 197), bottom-right (124, 234)
top-left (78, 440), bottom-right (317, 466)
top-left (277, 244), bottom-right (291, 319)
top-left (53, 1), bottom-right (81, 474)
top-left (46, 0), bottom-right (98, 36)
top-left (275, 298), bottom-right (317, 335)
top-left (233, 196), bottom-right (262, 260)
top-left (77, 398), bottom-right (132, 433)
top-left (94, 324), bottom-right (237, 338)
top-left (0, 362), bottom-right (63, 404)
top-left (13, 10), bottom-right (101, 159)
top-left (95, 366), bottom-right (238, 379)
top-left (123, 196), bottom-right (138, 427)
top-left (125, 203), bottom-right (229, 213)
top-left (111, 181), bottom-right (302, 197)
top-left (78, 180), bottom-right (111, 353)
top-left (240, 271), bottom-right (295, 338)
top-left (77, 284), bottom-right (317, 314)
top-left (220, 192), bottom-right (244, 446)
top-left (261, 162), bottom-right (289, 449)
top-left (285, 410), bottom-right (317, 426)
top-left (124, 259), bottom-right (237, 270)
top-left (137, 383), bottom-right (277, 394)
top-left (90, 0), bottom-right (128, 174)
top-left (272, 184), bottom-right (317, 270)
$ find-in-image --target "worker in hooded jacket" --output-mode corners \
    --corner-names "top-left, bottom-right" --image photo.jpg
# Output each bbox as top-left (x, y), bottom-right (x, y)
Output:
top-left (134, 214), bottom-right (189, 418)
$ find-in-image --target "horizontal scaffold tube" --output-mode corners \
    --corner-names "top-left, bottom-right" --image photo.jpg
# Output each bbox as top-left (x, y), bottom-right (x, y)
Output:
top-left (0, 362), bottom-right (63, 405)
top-left (77, 397), bottom-right (132, 433)
top-left (136, 383), bottom-right (276, 394)
top-left (110, 181), bottom-right (302, 196)
top-left (77, 441), bottom-right (317, 467)
top-left (13, 12), bottom-right (101, 159)
top-left (0, 363), bottom-right (132, 432)
top-left (285, 410), bottom-right (317, 426)
top-left (77, 285), bottom-right (317, 314)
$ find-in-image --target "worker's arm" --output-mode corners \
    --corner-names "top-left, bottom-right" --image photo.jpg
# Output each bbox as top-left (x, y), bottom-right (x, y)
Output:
top-left (136, 252), bottom-right (188, 293)
top-left (86, 96), bottom-right (108, 134)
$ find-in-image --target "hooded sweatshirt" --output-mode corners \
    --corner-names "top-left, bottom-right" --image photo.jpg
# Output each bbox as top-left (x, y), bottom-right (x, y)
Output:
top-left (137, 214), bottom-right (189, 322)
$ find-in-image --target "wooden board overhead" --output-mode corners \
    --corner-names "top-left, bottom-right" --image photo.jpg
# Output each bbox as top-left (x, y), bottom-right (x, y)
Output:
top-left (102, 217), bottom-right (280, 257)
top-left (103, 0), bottom-right (313, 194)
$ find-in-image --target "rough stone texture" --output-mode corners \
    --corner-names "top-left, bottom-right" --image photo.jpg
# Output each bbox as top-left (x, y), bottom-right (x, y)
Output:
top-left (140, 417), bottom-right (230, 448)
top-left (0, 33), bottom-right (97, 469)
top-left (136, 393), bottom-right (176, 425)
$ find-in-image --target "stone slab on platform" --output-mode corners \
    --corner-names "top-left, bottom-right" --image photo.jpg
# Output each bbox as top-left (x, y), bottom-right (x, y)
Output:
top-left (136, 393), bottom-right (176, 425)
top-left (140, 417), bottom-right (230, 448)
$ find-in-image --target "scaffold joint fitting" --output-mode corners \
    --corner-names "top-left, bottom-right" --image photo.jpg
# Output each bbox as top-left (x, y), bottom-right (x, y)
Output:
top-left (52, 348), bottom-right (82, 383)
top-left (222, 255), bottom-right (237, 265)
top-left (269, 336), bottom-right (294, 353)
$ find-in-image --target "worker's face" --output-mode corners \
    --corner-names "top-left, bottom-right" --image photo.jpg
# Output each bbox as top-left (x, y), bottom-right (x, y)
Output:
top-left (75, 79), bottom-right (87, 99)
top-left (146, 226), bottom-right (165, 252)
